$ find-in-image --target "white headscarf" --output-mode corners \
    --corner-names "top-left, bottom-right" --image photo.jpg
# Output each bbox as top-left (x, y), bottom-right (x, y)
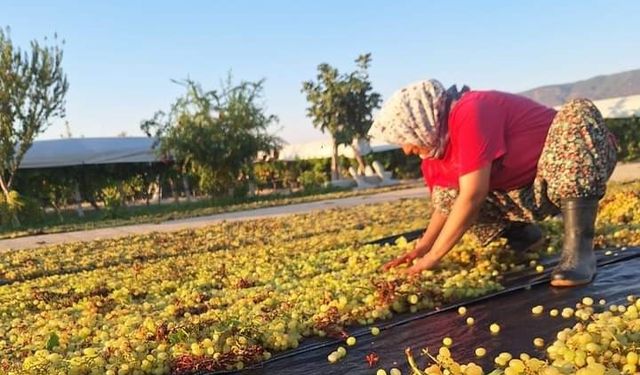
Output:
top-left (368, 79), bottom-right (448, 159)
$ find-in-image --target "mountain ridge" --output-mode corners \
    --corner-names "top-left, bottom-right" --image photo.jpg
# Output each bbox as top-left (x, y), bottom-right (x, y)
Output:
top-left (518, 69), bottom-right (640, 107)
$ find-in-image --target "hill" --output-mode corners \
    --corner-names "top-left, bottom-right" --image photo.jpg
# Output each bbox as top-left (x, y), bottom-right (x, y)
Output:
top-left (519, 69), bottom-right (640, 107)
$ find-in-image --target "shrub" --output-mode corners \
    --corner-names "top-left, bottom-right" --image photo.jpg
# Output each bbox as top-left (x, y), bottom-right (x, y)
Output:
top-left (298, 170), bottom-right (327, 191)
top-left (0, 191), bottom-right (24, 227)
top-left (606, 117), bottom-right (640, 162)
top-left (100, 186), bottom-right (124, 219)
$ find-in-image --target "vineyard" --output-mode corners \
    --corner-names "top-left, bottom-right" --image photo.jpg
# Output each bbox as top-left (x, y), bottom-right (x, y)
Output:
top-left (1, 182), bottom-right (639, 374)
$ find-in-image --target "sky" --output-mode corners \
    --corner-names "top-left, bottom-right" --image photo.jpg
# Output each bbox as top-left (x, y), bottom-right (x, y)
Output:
top-left (2, 0), bottom-right (639, 144)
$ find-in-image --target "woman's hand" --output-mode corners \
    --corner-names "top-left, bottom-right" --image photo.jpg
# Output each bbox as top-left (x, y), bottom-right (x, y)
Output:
top-left (402, 166), bottom-right (492, 276)
top-left (381, 210), bottom-right (448, 272)
top-left (382, 250), bottom-right (419, 271)
top-left (405, 255), bottom-right (440, 276)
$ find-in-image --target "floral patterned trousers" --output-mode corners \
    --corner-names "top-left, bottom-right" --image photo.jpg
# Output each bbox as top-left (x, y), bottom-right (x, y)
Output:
top-left (432, 99), bottom-right (618, 245)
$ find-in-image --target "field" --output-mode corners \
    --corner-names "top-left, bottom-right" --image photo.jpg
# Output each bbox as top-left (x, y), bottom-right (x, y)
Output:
top-left (1, 182), bottom-right (639, 374)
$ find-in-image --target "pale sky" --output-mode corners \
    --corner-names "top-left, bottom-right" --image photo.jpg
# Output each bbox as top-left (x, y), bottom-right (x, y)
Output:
top-left (2, 0), bottom-right (639, 144)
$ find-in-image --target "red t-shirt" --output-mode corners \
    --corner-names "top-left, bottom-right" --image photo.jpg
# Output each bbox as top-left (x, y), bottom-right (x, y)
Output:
top-left (421, 91), bottom-right (557, 192)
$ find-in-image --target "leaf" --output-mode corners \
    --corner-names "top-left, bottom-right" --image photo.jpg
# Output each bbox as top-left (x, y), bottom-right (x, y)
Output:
top-left (46, 332), bottom-right (59, 351)
top-left (168, 330), bottom-right (188, 344)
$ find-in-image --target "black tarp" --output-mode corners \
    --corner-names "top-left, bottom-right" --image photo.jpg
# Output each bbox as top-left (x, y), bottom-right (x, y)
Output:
top-left (214, 242), bottom-right (640, 375)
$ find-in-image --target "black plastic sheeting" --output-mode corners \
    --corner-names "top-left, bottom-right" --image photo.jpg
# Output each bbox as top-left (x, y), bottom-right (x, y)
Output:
top-left (365, 229), bottom-right (425, 247)
top-left (213, 239), bottom-right (640, 375)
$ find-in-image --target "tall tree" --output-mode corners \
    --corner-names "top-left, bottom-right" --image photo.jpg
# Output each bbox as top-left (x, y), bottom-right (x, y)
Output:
top-left (302, 53), bottom-right (381, 181)
top-left (302, 64), bottom-right (349, 181)
top-left (344, 53), bottom-right (382, 173)
top-left (0, 28), bottom-right (68, 223)
top-left (141, 76), bottom-right (281, 196)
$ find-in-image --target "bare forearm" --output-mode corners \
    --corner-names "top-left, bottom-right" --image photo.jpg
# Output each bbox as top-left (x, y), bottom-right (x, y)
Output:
top-left (427, 195), bottom-right (484, 259)
top-left (381, 207), bottom-right (449, 271)
top-left (405, 166), bottom-right (491, 275)
top-left (413, 209), bottom-right (447, 257)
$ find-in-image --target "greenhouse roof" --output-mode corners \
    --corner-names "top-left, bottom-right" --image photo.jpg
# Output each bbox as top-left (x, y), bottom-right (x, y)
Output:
top-left (20, 137), bottom-right (162, 169)
top-left (20, 137), bottom-right (399, 168)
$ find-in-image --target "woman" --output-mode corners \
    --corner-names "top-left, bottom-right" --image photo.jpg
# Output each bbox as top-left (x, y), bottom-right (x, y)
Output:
top-left (369, 80), bottom-right (617, 287)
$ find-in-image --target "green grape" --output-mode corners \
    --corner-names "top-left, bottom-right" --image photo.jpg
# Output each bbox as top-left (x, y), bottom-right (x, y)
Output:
top-left (531, 305), bottom-right (544, 315)
top-left (327, 351), bottom-right (339, 363)
top-left (475, 347), bottom-right (486, 358)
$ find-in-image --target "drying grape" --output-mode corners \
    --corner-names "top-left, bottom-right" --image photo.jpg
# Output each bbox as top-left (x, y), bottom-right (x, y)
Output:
top-left (328, 351), bottom-right (339, 363)
top-left (475, 347), bottom-right (486, 357)
top-left (532, 305), bottom-right (544, 315)
top-left (562, 307), bottom-right (575, 318)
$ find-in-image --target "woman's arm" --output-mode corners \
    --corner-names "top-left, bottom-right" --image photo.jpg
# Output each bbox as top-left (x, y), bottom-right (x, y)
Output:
top-left (382, 208), bottom-right (447, 271)
top-left (406, 165), bottom-right (491, 275)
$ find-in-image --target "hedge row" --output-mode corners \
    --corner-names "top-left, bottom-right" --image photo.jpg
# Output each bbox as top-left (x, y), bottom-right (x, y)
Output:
top-left (606, 116), bottom-right (640, 162)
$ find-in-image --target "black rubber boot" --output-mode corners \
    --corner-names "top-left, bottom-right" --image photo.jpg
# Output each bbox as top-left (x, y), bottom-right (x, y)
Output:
top-left (550, 198), bottom-right (599, 287)
top-left (502, 222), bottom-right (544, 253)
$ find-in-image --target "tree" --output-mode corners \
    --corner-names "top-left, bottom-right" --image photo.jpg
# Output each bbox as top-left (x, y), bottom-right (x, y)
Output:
top-left (0, 28), bottom-right (69, 224)
top-left (301, 53), bottom-right (381, 180)
top-left (344, 54), bottom-right (382, 173)
top-left (141, 75), bottom-right (281, 197)
top-left (301, 64), bottom-right (349, 181)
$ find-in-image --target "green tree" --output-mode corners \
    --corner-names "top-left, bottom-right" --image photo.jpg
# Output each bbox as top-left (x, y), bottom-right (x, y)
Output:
top-left (301, 64), bottom-right (348, 181)
top-left (301, 53), bottom-right (381, 180)
top-left (141, 76), bottom-right (281, 197)
top-left (0, 28), bottom-right (68, 224)
top-left (344, 54), bottom-right (382, 172)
